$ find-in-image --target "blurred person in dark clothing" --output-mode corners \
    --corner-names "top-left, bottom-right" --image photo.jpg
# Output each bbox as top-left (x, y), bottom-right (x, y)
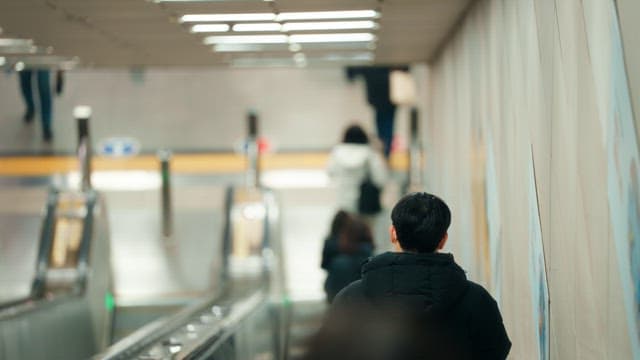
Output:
top-left (332, 192), bottom-right (511, 359)
top-left (321, 210), bottom-right (352, 272)
top-left (346, 66), bottom-right (407, 158)
top-left (323, 216), bottom-right (374, 303)
top-left (304, 302), bottom-right (469, 360)
top-left (19, 69), bottom-right (54, 141)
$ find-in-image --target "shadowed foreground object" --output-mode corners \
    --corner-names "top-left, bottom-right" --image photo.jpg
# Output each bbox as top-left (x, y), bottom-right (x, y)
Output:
top-left (302, 303), bottom-right (469, 360)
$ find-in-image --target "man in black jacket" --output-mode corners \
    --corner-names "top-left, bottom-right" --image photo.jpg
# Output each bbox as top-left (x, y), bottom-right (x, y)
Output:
top-left (332, 192), bottom-right (511, 359)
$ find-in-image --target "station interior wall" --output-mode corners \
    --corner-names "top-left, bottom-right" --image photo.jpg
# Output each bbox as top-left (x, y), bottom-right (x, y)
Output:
top-left (0, 67), bottom-right (418, 154)
top-left (423, 0), bottom-right (639, 358)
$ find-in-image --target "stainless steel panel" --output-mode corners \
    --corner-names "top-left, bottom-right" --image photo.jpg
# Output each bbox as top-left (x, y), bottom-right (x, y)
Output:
top-left (0, 187), bottom-right (48, 303)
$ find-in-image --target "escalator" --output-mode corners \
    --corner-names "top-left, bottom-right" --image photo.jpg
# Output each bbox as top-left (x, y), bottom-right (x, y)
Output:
top-left (0, 188), bottom-right (112, 359)
top-left (94, 185), bottom-right (289, 360)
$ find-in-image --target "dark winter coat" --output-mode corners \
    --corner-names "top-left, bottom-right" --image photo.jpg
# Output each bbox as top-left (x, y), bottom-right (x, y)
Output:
top-left (332, 251), bottom-right (511, 359)
top-left (323, 242), bottom-right (373, 303)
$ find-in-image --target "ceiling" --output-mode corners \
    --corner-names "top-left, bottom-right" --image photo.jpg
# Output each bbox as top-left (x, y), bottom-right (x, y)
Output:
top-left (0, 0), bottom-right (471, 67)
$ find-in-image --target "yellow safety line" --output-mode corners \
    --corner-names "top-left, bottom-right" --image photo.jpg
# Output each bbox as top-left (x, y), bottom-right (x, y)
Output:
top-left (0, 152), bottom-right (408, 176)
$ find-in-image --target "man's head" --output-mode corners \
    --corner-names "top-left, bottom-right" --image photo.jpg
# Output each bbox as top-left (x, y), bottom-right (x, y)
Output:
top-left (390, 192), bottom-right (451, 253)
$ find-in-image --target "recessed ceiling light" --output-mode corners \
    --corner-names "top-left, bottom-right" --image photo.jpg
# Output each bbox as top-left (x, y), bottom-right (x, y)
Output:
top-left (232, 23), bottom-right (282, 32)
top-left (282, 21), bottom-right (377, 32)
top-left (204, 34), bottom-right (288, 44)
top-left (0, 38), bottom-right (33, 47)
top-left (181, 13), bottom-right (276, 23)
top-left (191, 24), bottom-right (230, 33)
top-left (276, 10), bottom-right (378, 21)
top-left (289, 33), bottom-right (376, 43)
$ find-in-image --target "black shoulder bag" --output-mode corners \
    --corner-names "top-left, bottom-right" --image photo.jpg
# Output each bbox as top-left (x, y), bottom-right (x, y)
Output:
top-left (358, 155), bottom-right (382, 214)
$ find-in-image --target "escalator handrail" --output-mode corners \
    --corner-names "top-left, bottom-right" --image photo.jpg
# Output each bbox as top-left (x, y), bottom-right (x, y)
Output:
top-left (94, 184), bottom-right (285, 360)
top-left (93, 184), bottom-right (238, 360)
top-left (0, 189), bottom-right (58, 312)
top-left (31, 188), bottom-right (59, 298)
top-left (76, 190), bottom-right (97, 291)
top-left (0, 188), bottom-right (99, 314)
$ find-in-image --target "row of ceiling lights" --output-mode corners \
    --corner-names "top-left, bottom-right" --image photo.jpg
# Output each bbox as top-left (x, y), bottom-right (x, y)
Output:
top-left (190, 20), bottom-right (377, 33)
top-left (172, 9), bottom-right (379, 66)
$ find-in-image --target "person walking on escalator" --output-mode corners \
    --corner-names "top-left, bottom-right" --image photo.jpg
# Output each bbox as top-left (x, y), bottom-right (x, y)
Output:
top-left (323, 215), bottom-right (374, 303)
top-left (331, 192), bottom-right (511, 359)
top-left (327, 124), bottom-right (387, 217)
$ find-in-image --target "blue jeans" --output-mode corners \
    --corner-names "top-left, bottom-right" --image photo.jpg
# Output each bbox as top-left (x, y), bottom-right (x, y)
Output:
top-left (375, 106), bottom-right (396, 158)
top-left (19, 70), bottom-right (52, 135)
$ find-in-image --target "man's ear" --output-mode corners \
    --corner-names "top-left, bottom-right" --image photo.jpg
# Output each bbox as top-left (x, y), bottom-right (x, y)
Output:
top-left (436, 232), bottom-right (449, 251)
top-left (390, 225), bottom-right (402, 252)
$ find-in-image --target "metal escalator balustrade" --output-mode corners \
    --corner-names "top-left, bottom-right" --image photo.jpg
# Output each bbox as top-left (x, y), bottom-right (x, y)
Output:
top-left (0, 186), bottom-right (113, 359)
top-left (94, 185), bottom-right (289, 360)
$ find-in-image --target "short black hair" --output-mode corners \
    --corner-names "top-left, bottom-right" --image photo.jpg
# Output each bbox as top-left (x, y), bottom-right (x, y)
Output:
top-left (343, 125), bottom-right (369, 144)
top-left (390, 192), bottom-right (451, 253)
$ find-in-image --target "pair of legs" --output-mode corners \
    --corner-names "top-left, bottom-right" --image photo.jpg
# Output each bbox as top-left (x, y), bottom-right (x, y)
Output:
top-left (19, 69), bottom-right (53, 141)
top-left (374, 106), bottom-right (396, 159)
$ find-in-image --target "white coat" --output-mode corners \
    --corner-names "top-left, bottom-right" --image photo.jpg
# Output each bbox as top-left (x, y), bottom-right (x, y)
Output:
top-left (327, 143), bottom-right (388, 213)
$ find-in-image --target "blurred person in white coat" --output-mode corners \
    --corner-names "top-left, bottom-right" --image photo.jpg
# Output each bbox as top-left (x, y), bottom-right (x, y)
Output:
top-left (327, 124), bottom-right (388, 215)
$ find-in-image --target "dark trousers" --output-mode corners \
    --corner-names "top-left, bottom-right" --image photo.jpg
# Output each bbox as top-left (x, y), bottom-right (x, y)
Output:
top-left (374, 106), bottom-right (396, 158)
top-left (19, 70), bottom-right (52, 135)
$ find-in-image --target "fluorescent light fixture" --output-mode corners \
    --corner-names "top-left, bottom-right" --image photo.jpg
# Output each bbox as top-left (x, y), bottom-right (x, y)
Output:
top-left (282, 21), bottom-right (377, 32)
top-left (213, 43), bottom-right (288, 52)
top-left (233, 23), bottom-right (282, 32)
top-left (276, 10), bottom-right (378, 21)
top-left (204, 35), bottom-right (288, 44)
top-left (289, 33), bottom-right (375, 43)
top-left (0, 45), bottom-right (38, 54)
top-left (323, 52), bottom-right (375, 62)
top-left (181, 13), bottom-right (275, 23)
top-left (181, 10), bottom-right (378, 23)
top-left (191, 24), bottom-right (230, 33)
top-left (0, 38), bottom-right (33, 47)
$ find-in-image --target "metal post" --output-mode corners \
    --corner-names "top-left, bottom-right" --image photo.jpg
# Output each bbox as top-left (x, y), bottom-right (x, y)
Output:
top-left (407, 107), bottom-right (423, 192)
top-left (246, 111), bottom-right (260, 188)
top-left (74, 106), bottom-right (93, 192)
top-left (158, 149), bottom-right (173, 238)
